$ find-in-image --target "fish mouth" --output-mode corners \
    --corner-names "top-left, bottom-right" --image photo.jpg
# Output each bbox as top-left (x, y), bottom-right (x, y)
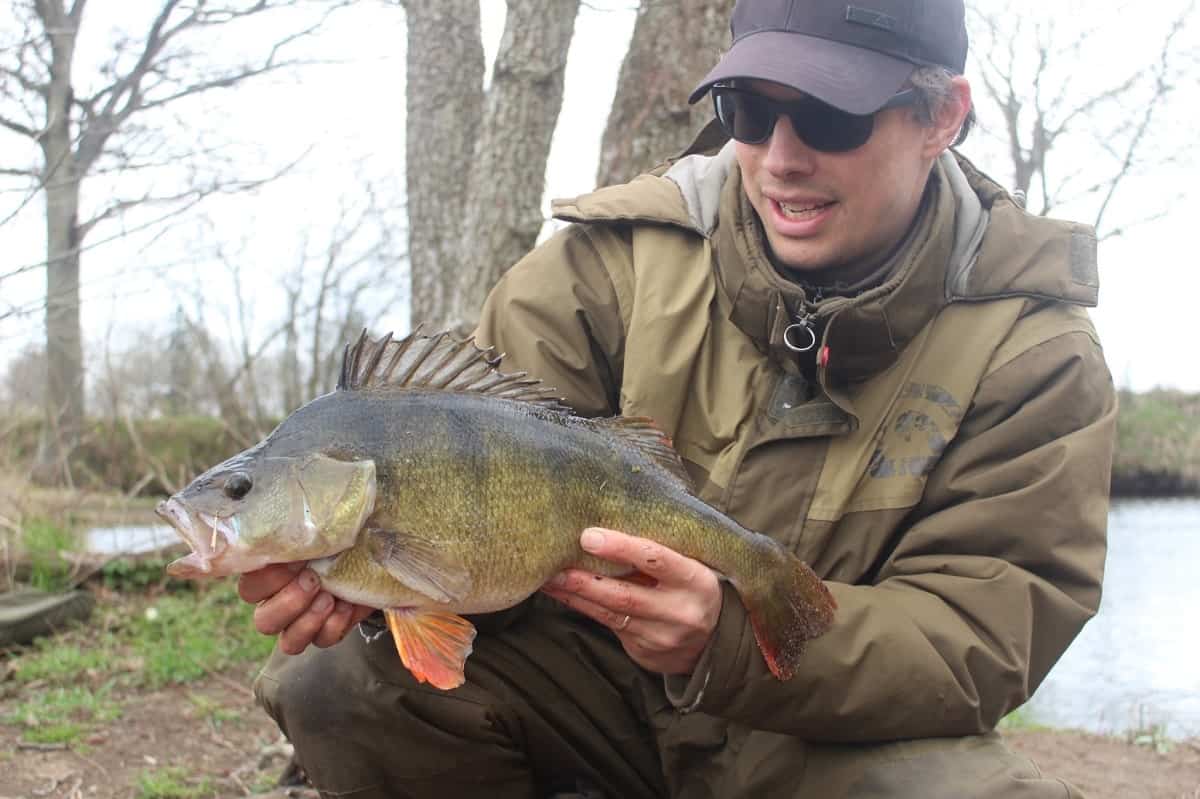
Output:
top-left (156, 497), bottom-right (240, 577)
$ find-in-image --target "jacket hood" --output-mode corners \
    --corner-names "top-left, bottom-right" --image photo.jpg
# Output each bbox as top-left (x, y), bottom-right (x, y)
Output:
top-left (551, 147), bottom-right (1099, 384)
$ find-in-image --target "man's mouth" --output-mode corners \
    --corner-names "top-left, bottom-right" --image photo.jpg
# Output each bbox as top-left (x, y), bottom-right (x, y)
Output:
top-left (776, 199), bottom-right (836, 219)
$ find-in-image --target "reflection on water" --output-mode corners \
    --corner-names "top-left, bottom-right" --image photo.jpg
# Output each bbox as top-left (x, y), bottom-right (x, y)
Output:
top-left (84, 524), bottom-right (180, 556)
top-left (1024, 498), bottom-right (1200, 738)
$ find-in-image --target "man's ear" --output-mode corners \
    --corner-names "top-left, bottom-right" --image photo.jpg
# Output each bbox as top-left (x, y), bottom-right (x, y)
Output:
top-left (922, 76), bottom-right (972, 158)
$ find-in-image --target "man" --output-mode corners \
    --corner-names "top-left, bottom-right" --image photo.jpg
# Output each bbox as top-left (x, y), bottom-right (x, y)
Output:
top-left (244, 0), bottom-right (1116, 796)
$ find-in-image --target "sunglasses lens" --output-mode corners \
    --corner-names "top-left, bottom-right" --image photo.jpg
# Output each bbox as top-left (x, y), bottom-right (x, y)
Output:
top-left (713, 88), bottom-right (774, 144)
top-left (798, 108), bottom-right (873, 153)
top-left (712, 87), bottom-right (877, 153)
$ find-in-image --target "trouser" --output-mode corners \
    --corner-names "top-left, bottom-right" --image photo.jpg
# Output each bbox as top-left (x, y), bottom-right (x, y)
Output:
top-left (254, 597), bottom-right (1083, 799)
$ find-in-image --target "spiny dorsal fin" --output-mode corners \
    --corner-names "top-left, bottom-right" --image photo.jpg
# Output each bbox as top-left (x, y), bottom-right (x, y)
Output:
top-left (337, 329), bottom-right (571, 411)
top-left (596, 416), bottom-right (694, 490)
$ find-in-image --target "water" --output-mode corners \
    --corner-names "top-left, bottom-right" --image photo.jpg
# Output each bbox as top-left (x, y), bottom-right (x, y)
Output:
top-left (1023, 498), bottom-right (1200, 739)
top-left (84, 524), bottom-right (180, 556)
top-left (82, 500), bottom-right (1200, 738)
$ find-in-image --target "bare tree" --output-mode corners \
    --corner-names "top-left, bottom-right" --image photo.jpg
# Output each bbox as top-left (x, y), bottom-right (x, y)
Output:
top-left (967, 1), bottom-right (1196, 238)
top-left (0, 0), bottom-right (349, 483)
top-left (402, 0), bottom-right (580, 333)
top-left (597, 0), bottom-right (733, 187)
top-left (169, 180), bottom-right (404, 437)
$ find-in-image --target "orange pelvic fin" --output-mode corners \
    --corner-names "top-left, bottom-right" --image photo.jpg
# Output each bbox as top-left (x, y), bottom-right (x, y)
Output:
top-left (384, 608), bottom-right (477, 690)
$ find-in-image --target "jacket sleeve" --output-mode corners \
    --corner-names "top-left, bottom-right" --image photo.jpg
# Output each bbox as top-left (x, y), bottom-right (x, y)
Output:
top-left (667, 325), bottom-right (1117, 742)
top-left (473, 223), bottom-right (629, 419)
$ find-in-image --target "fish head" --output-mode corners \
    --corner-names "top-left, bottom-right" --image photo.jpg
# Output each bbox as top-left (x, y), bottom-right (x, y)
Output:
top-left (157, 449), bottom-right (377, 579)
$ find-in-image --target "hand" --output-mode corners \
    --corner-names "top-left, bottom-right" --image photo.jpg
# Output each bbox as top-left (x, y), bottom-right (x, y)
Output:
top-left (237, 563), bottom-right (374, 655)
top-left (541, 527), bottom-right (722, 675)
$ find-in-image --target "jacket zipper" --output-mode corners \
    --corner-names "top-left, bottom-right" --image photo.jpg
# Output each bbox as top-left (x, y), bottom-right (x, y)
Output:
top-left (782, 290), bottom-right (852, 354)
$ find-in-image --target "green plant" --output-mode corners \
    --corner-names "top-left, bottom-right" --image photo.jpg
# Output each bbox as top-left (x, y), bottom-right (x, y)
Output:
top-left (101, 555), bottom-right (187, 592)
top-left (997, 705), bottom-right (1048, 732)
top-left (1126, 705), bottom-right (1175, 754)
top-left (132, 585), bottom-right (275, 687)
top-left (6, 683), bottom-right (121, 744)
top-left (8, 637), bottom-right (110, 684)
top-left (23, 721), bottom-right (87, 745)
top-left (187, 691), bottom-right (241, 728)
top-left (21, 517), bottom-right (78, 591)
top-left (135, 766), bottom-right (214, 799)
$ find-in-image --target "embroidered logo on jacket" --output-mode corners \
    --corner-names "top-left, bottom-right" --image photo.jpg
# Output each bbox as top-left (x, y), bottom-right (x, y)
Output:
top-left (868, 382), bottom-right (964, 479)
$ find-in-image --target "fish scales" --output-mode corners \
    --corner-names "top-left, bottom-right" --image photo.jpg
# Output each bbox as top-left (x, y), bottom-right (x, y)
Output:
top-left (317, 390), bottom-right (741, 611)
top-left (157, 330), bottom-right (836, 690)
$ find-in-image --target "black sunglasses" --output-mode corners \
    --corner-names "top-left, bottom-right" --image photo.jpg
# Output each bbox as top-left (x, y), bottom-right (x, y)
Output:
top-left (711, 85), bottom-right (918, 153)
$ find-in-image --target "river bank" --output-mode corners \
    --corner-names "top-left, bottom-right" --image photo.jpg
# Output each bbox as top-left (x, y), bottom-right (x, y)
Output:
top-left (1111, 389), bottom-right (1200, 496)
top-left (1, 572), bottom-right (1198, 798)
top-left (3, 669), bottom-right (1197, 799)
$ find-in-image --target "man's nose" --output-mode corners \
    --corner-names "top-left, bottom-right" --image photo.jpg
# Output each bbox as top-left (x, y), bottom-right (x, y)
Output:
top-left (761, 115), bottom-right (818, 177)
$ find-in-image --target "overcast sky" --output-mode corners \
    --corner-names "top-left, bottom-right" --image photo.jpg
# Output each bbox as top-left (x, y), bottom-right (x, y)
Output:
top-left (0, 0), bottom-right (1196, 393)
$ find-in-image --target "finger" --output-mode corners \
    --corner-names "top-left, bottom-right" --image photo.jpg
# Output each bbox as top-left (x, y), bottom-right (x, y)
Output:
top-left (547, 568), bottom-right (654, 619)
top-left (542, 585), bottom-right (635, 632)
top-left (580, 527), bottom-right (704, 587)
top-left (312, 599), bottom-right (358, 649)
top-left (278, 591), bottom-right (336, 655)
top-left (253, 567), bottom-right (321, 636)
top-left (238, 561), bottom-right (306, 604)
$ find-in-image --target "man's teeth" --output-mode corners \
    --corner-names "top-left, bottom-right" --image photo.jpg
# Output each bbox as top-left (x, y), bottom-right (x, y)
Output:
top-left (779, 200), bottom-right (832, 217)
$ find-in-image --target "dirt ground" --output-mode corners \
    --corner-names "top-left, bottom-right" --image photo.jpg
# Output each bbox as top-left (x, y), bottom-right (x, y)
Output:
top-left (1, 670), bottom-right (1198, 799)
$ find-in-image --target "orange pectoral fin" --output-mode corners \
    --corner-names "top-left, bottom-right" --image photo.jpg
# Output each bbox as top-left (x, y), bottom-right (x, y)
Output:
top-left (384, 608), bottom-right (477, 691)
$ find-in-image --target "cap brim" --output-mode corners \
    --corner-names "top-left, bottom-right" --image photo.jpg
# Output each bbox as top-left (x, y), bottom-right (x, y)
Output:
top-left (689, 31), bottom-right (914, 115)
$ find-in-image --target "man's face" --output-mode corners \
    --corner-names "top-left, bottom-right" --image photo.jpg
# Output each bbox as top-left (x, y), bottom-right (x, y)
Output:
top-left (734, 79), bottom-right (939, 273)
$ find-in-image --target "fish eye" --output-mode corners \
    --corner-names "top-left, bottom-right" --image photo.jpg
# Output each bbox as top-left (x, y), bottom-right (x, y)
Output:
top-left (224, 472), bottom-right (253, 500)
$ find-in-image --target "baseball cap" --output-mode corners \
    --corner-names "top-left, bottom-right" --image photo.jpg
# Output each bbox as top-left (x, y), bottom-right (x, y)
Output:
top-left (690, 0), bottom-right (968, 115)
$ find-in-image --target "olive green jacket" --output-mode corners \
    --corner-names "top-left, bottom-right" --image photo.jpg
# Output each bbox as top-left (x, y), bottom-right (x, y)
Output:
top-left (474, 144), bottom-right (1116, 745)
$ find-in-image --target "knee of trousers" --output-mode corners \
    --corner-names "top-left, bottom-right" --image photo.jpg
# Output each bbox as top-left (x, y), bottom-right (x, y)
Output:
top-left (253, 638), bottom-right (373, 746)
top-left (253, 631), bottom-right (533, 778)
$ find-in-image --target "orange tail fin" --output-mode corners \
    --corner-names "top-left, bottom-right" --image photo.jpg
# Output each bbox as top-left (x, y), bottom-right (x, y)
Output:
top-left (384, 608), bottom-right (477, 690)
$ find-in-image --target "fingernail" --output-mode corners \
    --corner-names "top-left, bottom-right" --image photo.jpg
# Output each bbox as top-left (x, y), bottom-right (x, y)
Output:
top-left (312, 592), bottom-right (333, 613)
top-left (549, 572), bottom-right (567, 587)
top-left (299, 570), bottom-right (319, 592)
top-left (581, 528), bottom-right (605, 551)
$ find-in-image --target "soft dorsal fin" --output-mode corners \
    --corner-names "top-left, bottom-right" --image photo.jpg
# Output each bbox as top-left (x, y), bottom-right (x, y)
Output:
top-left (595, 416), bottom-right (694, 490)
top-left (337, 329), bottom-right (570, 410)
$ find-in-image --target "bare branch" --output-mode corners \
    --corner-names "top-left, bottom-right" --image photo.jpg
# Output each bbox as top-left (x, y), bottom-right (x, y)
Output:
top-left (0, 112), bottom-right (39, 140)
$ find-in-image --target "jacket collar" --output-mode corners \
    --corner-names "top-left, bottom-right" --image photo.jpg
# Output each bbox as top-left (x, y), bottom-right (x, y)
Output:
top-left (714, 152), bottom-right (973, 385)
top-left (551, 147), bottom-right (1099, 388)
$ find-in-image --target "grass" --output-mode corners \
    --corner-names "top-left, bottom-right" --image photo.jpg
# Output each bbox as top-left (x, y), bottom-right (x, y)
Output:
top-left (998, 705), bottom-right (1052, 733)
top-left (2, 582), bottom-right (274, 744)
top-left (135, 766), bottom-right (215, 799)
top-left (1112, 389), bottom-right (1200, 491)
top-left (5, 683), bottom-right (122, 745)
top-left (186, 691), bottom-right (242, 728)
top-left (20, 517), bottom-right (78, 592)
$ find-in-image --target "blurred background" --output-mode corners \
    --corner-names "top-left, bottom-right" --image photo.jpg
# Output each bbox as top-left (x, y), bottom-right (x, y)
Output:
top-left (0, 1), bottom-right (1197, 796)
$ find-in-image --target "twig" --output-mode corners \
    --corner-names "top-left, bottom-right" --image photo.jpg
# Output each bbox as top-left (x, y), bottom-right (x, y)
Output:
top-left (208, 669), bottom-right (254, 698)
top-left (18, 741), bottom-right (69, 751)
top-left (31, 775), bottom-right (62, 796)
top-left (72, 746), bottom-right (111, 779)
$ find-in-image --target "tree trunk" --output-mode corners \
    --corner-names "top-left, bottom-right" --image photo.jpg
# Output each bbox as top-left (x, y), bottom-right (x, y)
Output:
top-left (403, 0), bottom-right (487, 330)
top-left (35, 2), bottom-right (85, 485)
top-left (596, 0), bottom-right (734, 187)
top-left (449, 0), bottom-right (580, 333)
